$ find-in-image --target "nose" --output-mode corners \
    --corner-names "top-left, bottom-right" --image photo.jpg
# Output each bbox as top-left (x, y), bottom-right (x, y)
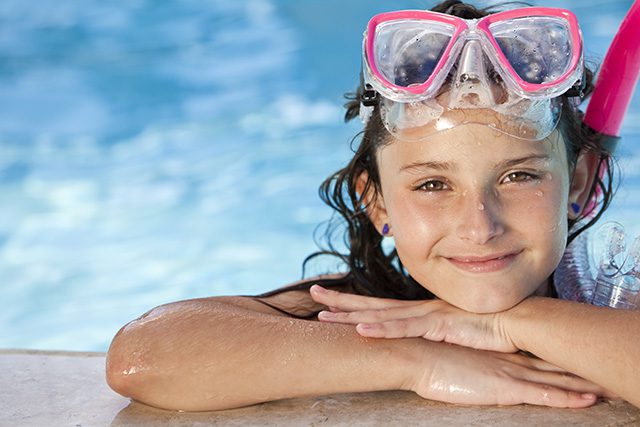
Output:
top-left (450, 40), bottom-right (499, 107)
top-left (456, 189), bottom-right (505, 245)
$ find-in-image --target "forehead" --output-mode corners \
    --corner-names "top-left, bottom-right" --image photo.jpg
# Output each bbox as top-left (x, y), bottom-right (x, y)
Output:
top-left (378, 122), bottom-right (568, 170)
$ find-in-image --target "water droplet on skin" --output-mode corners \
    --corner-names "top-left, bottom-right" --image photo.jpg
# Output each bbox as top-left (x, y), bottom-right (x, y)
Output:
top-left (122, 366), bottom-right (138, 376)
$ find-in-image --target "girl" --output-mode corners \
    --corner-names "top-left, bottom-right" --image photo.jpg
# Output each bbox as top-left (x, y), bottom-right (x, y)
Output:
top-left (106, 0), bottom-right (639, 411)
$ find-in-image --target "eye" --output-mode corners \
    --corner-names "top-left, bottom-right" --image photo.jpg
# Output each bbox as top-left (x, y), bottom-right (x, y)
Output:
top-left (417, 179), bottom-right (450, 192)
top-left (502, 171), bottom-right (539, 183)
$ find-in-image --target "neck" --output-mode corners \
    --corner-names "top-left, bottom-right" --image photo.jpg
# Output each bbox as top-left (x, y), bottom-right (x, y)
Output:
top-left (533, 279), bottom-right (553, 298)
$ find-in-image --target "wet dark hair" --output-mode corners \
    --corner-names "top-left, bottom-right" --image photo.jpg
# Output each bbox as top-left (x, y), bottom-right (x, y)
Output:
top-left (267, 0), bottom-right (617, 303)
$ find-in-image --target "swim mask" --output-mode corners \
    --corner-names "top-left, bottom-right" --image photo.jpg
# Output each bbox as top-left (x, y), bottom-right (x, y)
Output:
top-left (360, 7), bottom-right (585, 141)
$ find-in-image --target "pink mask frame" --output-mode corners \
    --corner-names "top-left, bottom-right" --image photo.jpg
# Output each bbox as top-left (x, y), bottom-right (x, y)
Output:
top-left (364, 7), bottom-right (584, 102)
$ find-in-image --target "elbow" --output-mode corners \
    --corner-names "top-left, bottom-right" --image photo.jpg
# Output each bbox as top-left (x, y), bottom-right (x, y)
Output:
top-left (105, 323), bottom-right (138, 399)
top-left (105, 299), bottom-right (252, 411)
top-left (105, 317), bottom-right (155, 402)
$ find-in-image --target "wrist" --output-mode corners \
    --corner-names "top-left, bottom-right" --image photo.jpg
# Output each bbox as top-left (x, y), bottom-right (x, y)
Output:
top-left (385, 339), bottom-right (438, 393)
top-left (501, 296), bottom-right (549, 353)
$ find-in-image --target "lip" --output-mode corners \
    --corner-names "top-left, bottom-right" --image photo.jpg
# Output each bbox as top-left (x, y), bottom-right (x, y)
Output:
top-left (446, 250), bottom-right (522, 273)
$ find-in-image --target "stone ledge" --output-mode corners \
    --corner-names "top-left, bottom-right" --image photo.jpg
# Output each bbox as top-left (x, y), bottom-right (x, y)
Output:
top-left (1, 349), bottom-right (638, 426)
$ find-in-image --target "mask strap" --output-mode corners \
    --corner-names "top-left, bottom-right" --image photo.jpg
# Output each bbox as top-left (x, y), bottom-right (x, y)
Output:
top-left (359, 83), bottom-right (379, 125)
top-left (564, 69), bottom-right (587, 99)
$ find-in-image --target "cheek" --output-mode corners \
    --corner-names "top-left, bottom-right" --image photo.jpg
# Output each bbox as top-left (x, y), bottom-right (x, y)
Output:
top-left (385, 193), bottom-right (447, 247)
top-left (512, 185), bottom-right (566, 228)
top-left (509, 180), bottom-right (569, 262)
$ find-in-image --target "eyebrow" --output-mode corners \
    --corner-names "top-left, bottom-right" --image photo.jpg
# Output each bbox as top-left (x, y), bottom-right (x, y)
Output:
top-left (399, 154), bottom-right (551, 174)
top-left (499, 154), bottom-right (551, 169)
top-left (400, 160), bottom-right (456, 173)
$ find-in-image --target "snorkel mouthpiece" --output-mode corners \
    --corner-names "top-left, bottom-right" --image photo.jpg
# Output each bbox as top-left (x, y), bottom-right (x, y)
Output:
top-left (591, 223), bottom-right (640, 309)
top-left (555, 222), bottom-right (640, 309)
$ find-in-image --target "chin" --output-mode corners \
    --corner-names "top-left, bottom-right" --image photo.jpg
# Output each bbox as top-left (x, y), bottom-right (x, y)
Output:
top-left (451, 290), bottom-right (527, 314)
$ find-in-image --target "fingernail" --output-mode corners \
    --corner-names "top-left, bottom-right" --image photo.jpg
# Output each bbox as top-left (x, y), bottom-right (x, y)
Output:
top-left (319, 311), bottom-right (336, 319)
top-left (311, 285), bottom-right (327, 294)
top-left (357, 323), bottom-right (380, 330)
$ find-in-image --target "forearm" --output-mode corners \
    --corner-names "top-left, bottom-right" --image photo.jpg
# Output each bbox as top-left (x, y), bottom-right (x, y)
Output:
top-left (106, 297), bottom-right (426, 411)
top-left (506, 297), bottom-right (640, 405)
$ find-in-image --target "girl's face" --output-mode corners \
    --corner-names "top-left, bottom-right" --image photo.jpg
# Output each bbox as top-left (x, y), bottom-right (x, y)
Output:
top-left (373, 121), bottom-right (578, 313)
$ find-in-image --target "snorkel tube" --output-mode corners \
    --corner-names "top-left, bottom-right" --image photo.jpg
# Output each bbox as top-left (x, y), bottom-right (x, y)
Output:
top-left (584, 0), bottom-right (640, 140)
top-left (581, 0), bottom-right (640, 215)
top-left (555, 1), bottom-right (640, 307)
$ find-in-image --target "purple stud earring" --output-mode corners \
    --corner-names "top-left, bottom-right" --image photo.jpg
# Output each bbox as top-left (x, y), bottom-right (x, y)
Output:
top-left (382, 223), bottom-right (390, 236)
top-left (571, 203), bottom-right (581, 215)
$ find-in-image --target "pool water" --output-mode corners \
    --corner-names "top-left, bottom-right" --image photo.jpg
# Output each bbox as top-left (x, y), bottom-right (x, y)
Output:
top-left (1, 0), bottom-right (638, 351)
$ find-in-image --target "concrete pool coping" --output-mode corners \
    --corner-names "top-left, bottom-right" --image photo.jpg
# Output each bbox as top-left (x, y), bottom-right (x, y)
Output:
top-left (2, 349), bottom-right (639, 426)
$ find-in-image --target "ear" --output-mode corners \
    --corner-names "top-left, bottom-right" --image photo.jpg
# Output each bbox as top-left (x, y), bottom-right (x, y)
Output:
top-left (356, 171), bottom-right (392, 236)
top-left (568, 152), bottom-right (600, 219)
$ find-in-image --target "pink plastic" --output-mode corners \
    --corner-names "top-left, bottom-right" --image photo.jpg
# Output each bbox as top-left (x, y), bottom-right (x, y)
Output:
top-left (365, 7), bottom-right (582, 97)
top-left (476, 8), bottom-right (582, 94)
top-left (365, 10), bottom-right (467, 95)
top-left (584, 1), bottom-right (640, 137)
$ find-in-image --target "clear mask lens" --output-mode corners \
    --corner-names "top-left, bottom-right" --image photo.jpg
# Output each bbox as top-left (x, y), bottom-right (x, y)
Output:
top-left (491, 17), bottom-right (575, 85)
top-left (373, 20), bottom-right (454, 89)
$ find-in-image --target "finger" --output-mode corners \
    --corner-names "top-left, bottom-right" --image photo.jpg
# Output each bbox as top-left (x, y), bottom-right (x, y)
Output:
top-left (318, 310), bottom-right (360, 325)
top-left (498, 353), bottom-right (615, 398)
top-left (319, 303), bottom-right (438, 325)
top-left (515, 381), bottom-right (598, 408)
top-left (516, 369), bottom-right (609, 397)
top-left (317, 310), bottom-right (414, 326)
top-left (310, 285), bottom-right (420, 311)
top-left (514, 354), bottom-right (570, 374)
top-left (513, 359), bottom-right (626, 398)
top-left (499, 353), bottom-right (568, 373)
top-left (356, 317), bottom-right (446, 341)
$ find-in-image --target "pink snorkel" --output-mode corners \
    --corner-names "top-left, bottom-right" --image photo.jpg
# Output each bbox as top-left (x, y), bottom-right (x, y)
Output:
top-left (583, 0), bottom-right (640, 215)
top-left (584, 0), bottom-right (640, 138)
top-left (555, 2), bottom-right (640, 305)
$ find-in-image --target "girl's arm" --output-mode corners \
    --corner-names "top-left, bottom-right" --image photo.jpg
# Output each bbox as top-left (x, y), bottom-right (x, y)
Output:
top-left (106, 286), bottom-right (605, 411)
top-left (310, 287), bottom-right (637, 405)
top-left (106, 293), bottom-right (419, 411)
top-left (505, 297), bottom-right (640, 406)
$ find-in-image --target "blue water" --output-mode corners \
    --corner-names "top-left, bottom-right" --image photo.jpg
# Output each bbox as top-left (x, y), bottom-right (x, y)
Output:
top-left (1, 0), bottom-right (638, 351)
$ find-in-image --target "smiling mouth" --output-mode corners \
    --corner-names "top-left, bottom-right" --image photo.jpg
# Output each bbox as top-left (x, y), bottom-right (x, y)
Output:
top-left (446, 251), bottom-right (522, 273)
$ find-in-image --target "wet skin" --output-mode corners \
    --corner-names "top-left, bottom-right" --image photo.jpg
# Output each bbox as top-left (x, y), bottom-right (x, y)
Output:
top-left (368, 121), bottom-right (578, 313)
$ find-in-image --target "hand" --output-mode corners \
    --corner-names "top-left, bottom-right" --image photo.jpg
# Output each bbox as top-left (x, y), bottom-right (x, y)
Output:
top-left (310, 286), bottom-right (617, 406)
top-left (310, 285), bottom-right (517, 352)
top-left (411, 342), bottom-right (605, 408)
